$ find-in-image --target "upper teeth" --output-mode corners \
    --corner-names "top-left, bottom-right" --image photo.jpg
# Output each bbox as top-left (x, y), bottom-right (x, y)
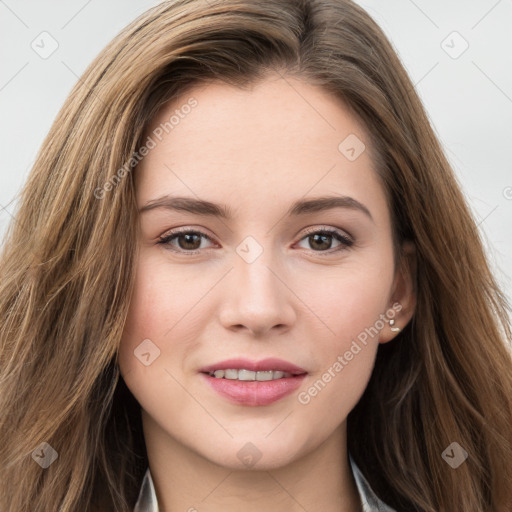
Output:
top-left (208, 369), bottom-right (293, 381)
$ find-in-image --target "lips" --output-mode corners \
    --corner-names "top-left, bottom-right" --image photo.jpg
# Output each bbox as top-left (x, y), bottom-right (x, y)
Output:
top-left (199, 357), bottom-right (307, 375)
top-left (199, 357), bottom-right (308, 406)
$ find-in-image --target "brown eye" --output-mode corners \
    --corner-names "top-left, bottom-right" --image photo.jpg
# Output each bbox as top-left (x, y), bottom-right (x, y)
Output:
top-left (157, 230), bottom-right (214, 253)
top-left (297, 228), bottom-right (353, 253)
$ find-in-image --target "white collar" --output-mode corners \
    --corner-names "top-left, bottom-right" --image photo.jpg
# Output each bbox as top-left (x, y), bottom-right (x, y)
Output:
top-left (134, 455), bottom-right (396, 511)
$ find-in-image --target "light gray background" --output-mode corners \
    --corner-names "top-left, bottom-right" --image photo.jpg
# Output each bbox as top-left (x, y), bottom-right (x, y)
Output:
top-left (1, 0), bottom-right (511, 303)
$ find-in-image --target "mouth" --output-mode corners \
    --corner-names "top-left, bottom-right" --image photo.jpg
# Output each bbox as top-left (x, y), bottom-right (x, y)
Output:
top-left (199, 358), bottom-right (308, 406)
top-left (202, 369), bottom-right (306, 381)
top-left (199, 357), bottom-right (307, 376)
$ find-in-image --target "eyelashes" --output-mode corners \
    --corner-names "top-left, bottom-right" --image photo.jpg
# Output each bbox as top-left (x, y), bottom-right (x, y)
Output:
top-left (157, 226), bottom-right (354, 256)
top-left (157, 229), bottom-right (213, 253)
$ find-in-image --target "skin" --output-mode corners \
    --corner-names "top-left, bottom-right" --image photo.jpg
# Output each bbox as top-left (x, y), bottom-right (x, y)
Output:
top-left (119, 73), bottom-right (415, 512)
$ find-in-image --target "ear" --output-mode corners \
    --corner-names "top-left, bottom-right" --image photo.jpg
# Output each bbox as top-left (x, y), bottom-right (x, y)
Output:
top-left (379, 240), bottom-right (416, 344)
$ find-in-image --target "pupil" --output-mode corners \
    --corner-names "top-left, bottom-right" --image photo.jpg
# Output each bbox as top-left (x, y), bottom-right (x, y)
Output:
top-left (180, 233), bottom-right (200, 250)
top-left (311, 233), bottom-right (331, 250)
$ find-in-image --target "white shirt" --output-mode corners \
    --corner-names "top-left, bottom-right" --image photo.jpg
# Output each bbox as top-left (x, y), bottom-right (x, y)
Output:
top-left (134, 455), bottom-right (396, 512)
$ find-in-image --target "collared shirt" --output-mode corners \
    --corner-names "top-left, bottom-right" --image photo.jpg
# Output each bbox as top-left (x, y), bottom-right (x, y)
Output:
top-left (134, 455), bottom-right (396, 512)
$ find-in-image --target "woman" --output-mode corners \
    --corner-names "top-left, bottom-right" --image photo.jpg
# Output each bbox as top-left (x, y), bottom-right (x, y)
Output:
top-left (1, 0), bottom-right (511, 510)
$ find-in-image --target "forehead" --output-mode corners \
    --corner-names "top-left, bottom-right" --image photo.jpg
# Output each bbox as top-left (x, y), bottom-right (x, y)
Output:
top-left (135, 75), bottom-right (387, 219)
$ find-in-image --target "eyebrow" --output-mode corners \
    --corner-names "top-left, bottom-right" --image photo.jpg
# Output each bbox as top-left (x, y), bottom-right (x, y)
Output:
top-left (139, 194), bottom-right (373, 221)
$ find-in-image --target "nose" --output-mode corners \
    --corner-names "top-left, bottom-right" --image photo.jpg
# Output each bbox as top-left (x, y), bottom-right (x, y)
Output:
top-left (218, 251), bottom-right (297, 337)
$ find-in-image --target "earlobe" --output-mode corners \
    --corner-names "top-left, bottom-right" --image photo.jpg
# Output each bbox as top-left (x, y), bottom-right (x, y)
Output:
top-left (379, 310), bottom-right (406, 344)
top-left (379, 240), bottom-right (416, 344)
top-left (389, 318), bottom-right (401, 332)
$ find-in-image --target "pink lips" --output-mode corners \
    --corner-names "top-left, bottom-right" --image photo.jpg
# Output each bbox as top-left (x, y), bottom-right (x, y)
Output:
top-left (199, 357), bottom-right (308, 406)
top-left (199, 357), bottom-right (307, 375)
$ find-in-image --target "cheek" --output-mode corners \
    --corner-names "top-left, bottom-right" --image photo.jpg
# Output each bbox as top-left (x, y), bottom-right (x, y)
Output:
top-left (118, 252), bottom-right (212, 387)
top-left (120, 250), bottom-right (193, 340)
top-left (118, 255), bottom-right (175, 378)
top-left (303, 253), bottom-right (394, 341)
top-left (295, 297), bottom-right (387, 434)
top-left (294, 254), bottom-right (394, 411)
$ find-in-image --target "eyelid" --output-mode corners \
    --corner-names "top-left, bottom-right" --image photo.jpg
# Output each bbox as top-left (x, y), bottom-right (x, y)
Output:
top-left (157, 226), bottom-right (218, 253)
top-left (157, 225), bottom-right (354, 255)
top-left (294, 225), bottom-right (354, 255)
top-left (159, 225), bottom-right (215, 240)
top-left (300, 225), bottom-right (353, 242)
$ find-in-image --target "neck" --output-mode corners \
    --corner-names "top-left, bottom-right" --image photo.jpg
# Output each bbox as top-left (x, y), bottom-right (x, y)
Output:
top-left (142, 410), bottom-right (362, 512)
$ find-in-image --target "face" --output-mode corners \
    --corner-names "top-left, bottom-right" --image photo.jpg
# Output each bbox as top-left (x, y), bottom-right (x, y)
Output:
top-left (118, 74), bottom-right (413, 470)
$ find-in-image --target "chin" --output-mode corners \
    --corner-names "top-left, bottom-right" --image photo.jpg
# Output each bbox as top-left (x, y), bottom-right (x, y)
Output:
top-left (195, 435), bottom-right (308, 471)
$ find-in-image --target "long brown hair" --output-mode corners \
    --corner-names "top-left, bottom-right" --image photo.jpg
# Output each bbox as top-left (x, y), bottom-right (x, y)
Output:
top-left (1, 0), bottom-right (511, 510)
